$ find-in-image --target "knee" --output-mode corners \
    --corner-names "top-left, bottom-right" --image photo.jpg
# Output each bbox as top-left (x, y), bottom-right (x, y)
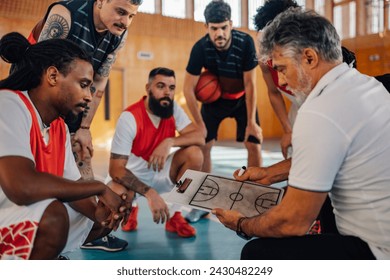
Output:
top-left (186, 146), bottom-right (204, 167)
top-left (39, 200), bottom-right (69, 250)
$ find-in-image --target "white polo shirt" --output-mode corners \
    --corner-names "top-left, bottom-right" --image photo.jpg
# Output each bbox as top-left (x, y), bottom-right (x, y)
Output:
top-left (289, 63), bottom-right (390, 259)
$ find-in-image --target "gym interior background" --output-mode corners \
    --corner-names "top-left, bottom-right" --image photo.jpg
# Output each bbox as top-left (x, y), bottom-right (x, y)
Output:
top-left (0, 0), bottom-right (389, 147)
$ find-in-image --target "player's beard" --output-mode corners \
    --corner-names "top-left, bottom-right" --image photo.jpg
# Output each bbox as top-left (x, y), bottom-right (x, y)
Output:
top-left (148, 91), bottom-right (174, 119)
top-left (63, 109), bottom-right (81, 125)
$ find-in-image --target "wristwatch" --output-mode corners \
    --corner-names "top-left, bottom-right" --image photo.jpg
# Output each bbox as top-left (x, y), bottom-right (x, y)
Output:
top-left (236, 217), bottom-right (252, 240)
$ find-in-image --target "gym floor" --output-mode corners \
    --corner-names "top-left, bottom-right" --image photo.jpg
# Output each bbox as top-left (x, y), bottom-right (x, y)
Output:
top-left (67, 139), bottom-right (284, 260)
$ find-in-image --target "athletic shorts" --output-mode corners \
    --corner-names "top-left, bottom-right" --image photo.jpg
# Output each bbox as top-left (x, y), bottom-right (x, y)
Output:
top-left (106, 152), bottom-right (175, 194)
top-left (0, 199), bottom-right (93, 259)
top-left (201, 96), bottom-right (260, 143)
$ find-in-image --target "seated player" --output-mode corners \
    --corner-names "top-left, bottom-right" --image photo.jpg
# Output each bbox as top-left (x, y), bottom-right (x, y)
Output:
top-left (106, 67), bottom-right (204, 237)
top-left (0, 32), bottom-right (128, 259)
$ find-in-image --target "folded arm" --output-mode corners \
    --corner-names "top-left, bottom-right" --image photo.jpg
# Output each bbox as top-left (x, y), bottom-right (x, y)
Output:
top-left (0, 156), bottom-right (106, 205)
top-left (0, 155), bottom-right (127, 227)
top-left (148, 122), bottom-right (204, 172)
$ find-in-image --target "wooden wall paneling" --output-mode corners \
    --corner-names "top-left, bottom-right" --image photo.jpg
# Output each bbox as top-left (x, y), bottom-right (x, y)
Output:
top-left (0, 2), bottom-right (287, 141)
top-left (0, 0), bottom-right (55, 20)
top-left (354, 34), bottom-right (385, 76)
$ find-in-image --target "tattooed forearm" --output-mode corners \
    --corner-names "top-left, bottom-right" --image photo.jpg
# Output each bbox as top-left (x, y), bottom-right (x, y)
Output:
top-left (97, 54), bottom-right (114, 77)
top-left (110, 153), bottom-right (151, 195)
top-left (39, 14), bottom-right (69, 40)
top-left (113, 173), bottom-right (151, 196)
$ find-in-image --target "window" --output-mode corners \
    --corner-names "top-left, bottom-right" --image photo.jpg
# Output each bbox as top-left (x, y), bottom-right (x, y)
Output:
top-left (162, 0), bottom-right (186, 18)
top-left (194, 0), bottom-right (241, 27)
top-left (248, 0), bottom-right (265, 30)
top-left (365, 0), bottom-right (384, 34)
top-left (314, 0), bottom-right (326, 16)
top-left (295, 0), bottom-right (306, 9)
top-left (138, 0), bottom-right (155, 14)
top-left (333, 1), bottom-right (356, 39)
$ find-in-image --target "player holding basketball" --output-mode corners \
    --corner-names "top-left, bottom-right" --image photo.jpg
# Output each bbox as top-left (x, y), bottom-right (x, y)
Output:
top-left (183, 0), bottom-right (262, 223)
top-left (106, 67), bottom-right (204, 237)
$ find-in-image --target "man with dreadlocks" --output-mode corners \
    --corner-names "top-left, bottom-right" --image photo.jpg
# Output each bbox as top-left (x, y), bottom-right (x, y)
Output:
top-left (0, 32), bottom-right (129, 259)
top-left (25, 0), bottom-right (143, 252)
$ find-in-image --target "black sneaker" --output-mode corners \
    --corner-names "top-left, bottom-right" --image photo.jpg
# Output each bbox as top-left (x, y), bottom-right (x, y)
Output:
top-left (56, 255), bottom-right (70, 260)
top-left (80, 234), bottom-right (128, 252)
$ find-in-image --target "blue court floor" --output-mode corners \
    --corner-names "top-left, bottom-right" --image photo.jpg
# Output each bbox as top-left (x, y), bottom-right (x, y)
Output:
top-left (67, 140), bottom-right (283, 260)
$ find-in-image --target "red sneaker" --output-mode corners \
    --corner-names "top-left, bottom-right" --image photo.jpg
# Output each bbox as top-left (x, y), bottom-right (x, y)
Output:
top-left (122, 206), bottom-right (138, 232)
top-left (165, 212), bottom-right (196, 238)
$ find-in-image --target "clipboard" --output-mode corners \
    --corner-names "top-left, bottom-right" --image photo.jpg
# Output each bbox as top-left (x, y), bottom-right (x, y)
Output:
top-left (166, 169), bottom-right (284, 217)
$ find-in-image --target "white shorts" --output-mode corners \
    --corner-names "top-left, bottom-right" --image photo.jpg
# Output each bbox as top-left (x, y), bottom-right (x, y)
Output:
top-left (0, 199), bottom-right (93, 259)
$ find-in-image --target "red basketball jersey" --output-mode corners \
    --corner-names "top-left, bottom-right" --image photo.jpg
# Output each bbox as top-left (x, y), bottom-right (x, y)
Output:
top-left (125, 97), bottom-right (175, 162)
top-left (12, 90), bottom-right (66, 176)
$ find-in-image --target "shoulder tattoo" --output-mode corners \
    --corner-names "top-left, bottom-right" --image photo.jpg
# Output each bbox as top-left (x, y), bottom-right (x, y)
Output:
top-left (40, 14), bottom-right (69, 40)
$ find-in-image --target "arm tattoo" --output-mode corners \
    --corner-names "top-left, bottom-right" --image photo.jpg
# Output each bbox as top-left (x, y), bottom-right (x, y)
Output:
top-left (96, 31), bottom-right (126, 77)
top-left (110, 153), bottom-right (151, 195)
top-left (97, 54), bottom-right (115, 77)
top-left (113, 173), bottom-right (151, 196)
top-left (40, 14), bottom-right (69, 40)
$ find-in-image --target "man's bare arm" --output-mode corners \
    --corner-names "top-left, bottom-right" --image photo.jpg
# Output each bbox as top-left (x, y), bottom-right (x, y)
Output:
top-left (38, 5), bottom-right (71, 41)
top-left (173, 122), bottom-right (205, 147)
top-left (213, 186), bottom-right (327, 238)
top-left (243, 187), bottom-right (327, 237)
top-left (243, 69), bottom-right (263, 143)
top-left (183, 72), bottom-right (207, 137)
top-left (109, 153), bottom-right (169, 223)
top-left (109, 153), bottom-right (151, 195)
top-left (0, 156), bottom-right (105, 205)
top-left (260, 64), bottom-right (292, 134)
top-left (80, 32), bottom-right (128, 128)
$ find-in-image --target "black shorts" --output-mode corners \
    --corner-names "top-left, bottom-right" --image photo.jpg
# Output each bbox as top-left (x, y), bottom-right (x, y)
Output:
top-left (201, 96), bottom-right (260, 143)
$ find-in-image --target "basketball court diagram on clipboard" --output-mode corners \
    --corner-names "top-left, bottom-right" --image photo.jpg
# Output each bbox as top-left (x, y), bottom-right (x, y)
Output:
top-left (167, 170), bottom-right (284, 218)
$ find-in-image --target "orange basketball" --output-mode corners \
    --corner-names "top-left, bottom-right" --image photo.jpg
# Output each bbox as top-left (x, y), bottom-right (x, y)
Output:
top-left (195, 70), bottom-right (221, 104)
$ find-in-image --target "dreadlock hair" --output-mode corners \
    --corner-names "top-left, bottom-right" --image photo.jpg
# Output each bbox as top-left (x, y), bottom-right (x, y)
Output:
top-left (254, 0), bottom-right (300, 32)
top-left (0, 32), bottom-right (92, 91)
